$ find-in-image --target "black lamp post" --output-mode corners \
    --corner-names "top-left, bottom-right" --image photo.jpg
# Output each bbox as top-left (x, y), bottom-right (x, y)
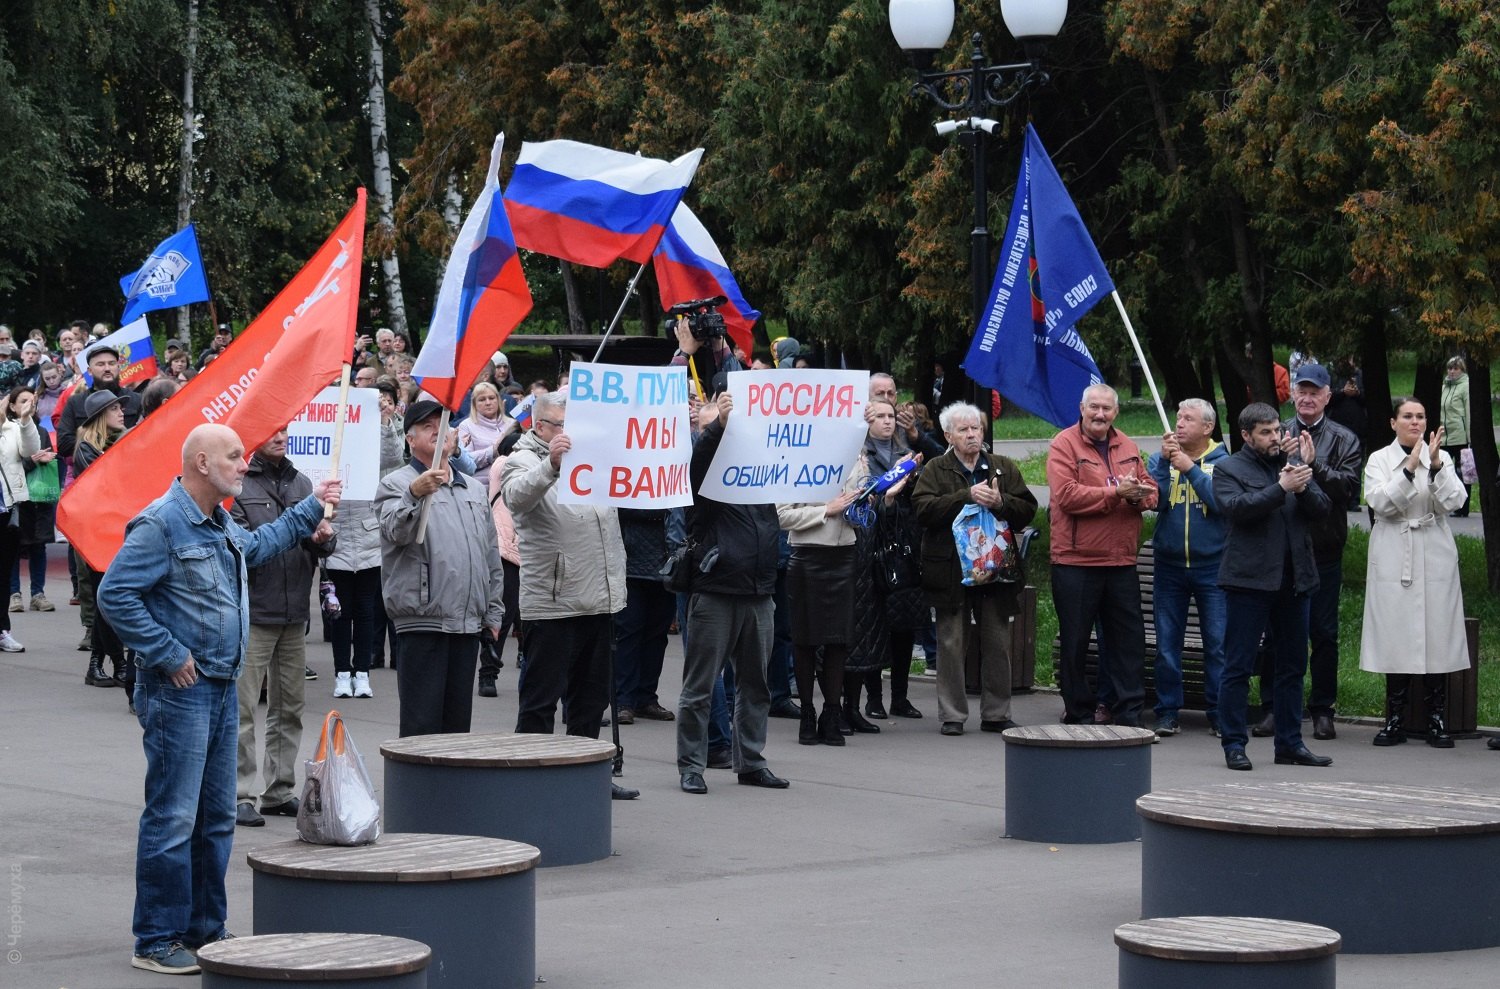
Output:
top-left (889, 0), bottom-right (1067, 420)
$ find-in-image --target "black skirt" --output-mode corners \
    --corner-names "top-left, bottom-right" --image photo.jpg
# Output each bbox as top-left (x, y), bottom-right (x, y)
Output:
top-left (786, 543), bottom-right (856, 646)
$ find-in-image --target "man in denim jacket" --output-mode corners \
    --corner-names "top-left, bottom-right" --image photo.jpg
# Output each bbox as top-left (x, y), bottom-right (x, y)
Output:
top-left (98, 424), bottom-right (341, 976)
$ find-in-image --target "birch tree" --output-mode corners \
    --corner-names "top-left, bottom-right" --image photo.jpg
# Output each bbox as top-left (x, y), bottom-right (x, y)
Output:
top-left (366, 0), bottom-right (408, 339)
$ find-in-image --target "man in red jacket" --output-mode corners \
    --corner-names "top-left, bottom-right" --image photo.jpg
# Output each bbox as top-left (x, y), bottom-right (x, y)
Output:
top-left (1047, 384), bottom-right (1158, 726)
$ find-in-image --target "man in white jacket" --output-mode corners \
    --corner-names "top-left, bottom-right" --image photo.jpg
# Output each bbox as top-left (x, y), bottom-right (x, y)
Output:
top-left (501, 391), bottom-right (636, 799)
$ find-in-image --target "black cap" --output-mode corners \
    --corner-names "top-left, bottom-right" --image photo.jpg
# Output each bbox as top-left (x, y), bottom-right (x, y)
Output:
top-left (403, 399), bottom-right (443, 433)
top-left (85, 343), bottom-right (121, 362)
top-left (83, 390), bottom-right (125, 423)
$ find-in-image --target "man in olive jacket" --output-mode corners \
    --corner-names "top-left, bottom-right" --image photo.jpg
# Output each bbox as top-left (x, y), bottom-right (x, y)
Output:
top-left (912, 401), bottom-right (1037, 737)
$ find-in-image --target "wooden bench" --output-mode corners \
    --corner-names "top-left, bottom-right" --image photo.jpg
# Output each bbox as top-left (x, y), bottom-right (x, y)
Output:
top-left (248, 833), bottom-right (540, 988)
top-left (1115, 917), bottom-right (1340, 989)
top-left (380, 732), bottom-right (616, 867)
top-left (1136, 781), bottom-right (1500, 953)
top-left (1054, 541), bottom-right (1212, 712)
top-left (198, 933), bottom-right (431, 988)
top-left (1002, 724), bottom-right (1154, 843)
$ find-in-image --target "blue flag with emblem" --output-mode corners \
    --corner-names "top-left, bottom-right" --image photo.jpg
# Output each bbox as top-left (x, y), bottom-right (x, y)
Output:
top-left (964, 124), bottom-right (1110, 428)
top-left (119, 224), bottom-right (212, 324)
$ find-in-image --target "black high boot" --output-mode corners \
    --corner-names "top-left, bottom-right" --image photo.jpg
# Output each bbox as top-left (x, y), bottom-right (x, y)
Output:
top-left (1425, 674), bottom-right (1455, 748)
top-left (863, 669), bottom-right (887, 720)
top-left (1372, 674), bottom-right (1408, 746)
top-left (85, 655), bottom-right (116, 688)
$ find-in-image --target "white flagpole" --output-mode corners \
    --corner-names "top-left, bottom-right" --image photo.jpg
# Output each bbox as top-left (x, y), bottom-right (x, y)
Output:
top-left (414, 408), bottom-right (451, 544)
top-left (1109, 291), bottom-right (1171, 433)
top-left (324, 362), bottom-right (352, 520)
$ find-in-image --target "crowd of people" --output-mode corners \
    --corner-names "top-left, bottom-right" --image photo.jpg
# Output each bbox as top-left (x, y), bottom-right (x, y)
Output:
top-left (8, 313), bottom-right (1490, 974)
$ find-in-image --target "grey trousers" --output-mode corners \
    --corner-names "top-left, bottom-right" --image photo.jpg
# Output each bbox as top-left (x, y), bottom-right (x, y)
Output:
top-left (676, 592), bottom-right (772, 774)
top-left (934, 589), bottom-right (1013, 725)
top-left (236, 622), bottom-right (306, 806)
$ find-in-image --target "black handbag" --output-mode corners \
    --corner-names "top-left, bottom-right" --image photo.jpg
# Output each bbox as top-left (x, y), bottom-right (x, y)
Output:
top-left (659, 542), bottom-right (696, 593)
top-left (873, 529), bottom-right (920, 591)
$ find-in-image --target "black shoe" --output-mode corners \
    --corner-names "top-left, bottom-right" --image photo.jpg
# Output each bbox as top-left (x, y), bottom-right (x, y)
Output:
top-left (1274, 745), bottom-right (1333, 767)
top-left (1373, 716), bottom-right (1407, 746)
top-left (1224, 748), bottom-right (1253, 771)
top-left (980, 719), bottom-right (1019, 733)
top-left (235, 802), bottom-right (265, 827)
top-left (864, 700), bottom-right (888, 720)
top-left (680, 772), bottom-right (707, 794)
top-left (615, 707), bottom-right (636, 725)
top-left (940, 721), bottom-right (964, 737)
top-left (477, 675), bottom-right (497, 698)
top-left (304, 666), bottom-right (317, 681)
top-left (769, 699), bottom-right (803, 719)
top-left (636, 702), bottom-right (675, 721)
top-left (737, 768), bottom-right (790, 789)
top-left (818, 708), bottom-right (845, 746)
top-left (1312, 713), bottom-right (1337, 740)
top-left (706, 747), bottom-right (733, 769)
top-left (843, 703), bottom-right (880, 734)
top-left (891, 698), bottom-right (923, 719)
top-left (836, 708), bottom-right (854, 736)
top-left (798, 708), bottom-right (819, 746)
top-left (84, 658), bottom-right (117, 687)
top-left (611, 783), bottom-right (640, 800)
top-left (1427, 714), bottom-right (1455, 749)
top-left (260, 798), bottom-right (300, 817)
top-left (1250, 711), bottom-right (1275, 737)
top-left (1489, 736), bottom-right (1500, 750)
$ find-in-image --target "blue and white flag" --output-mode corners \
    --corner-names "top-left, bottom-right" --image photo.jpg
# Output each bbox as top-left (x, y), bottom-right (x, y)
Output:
top-left (963, 124), bottom-right (1110, 428)
top-left (119, 224), bottom-right (211, 324)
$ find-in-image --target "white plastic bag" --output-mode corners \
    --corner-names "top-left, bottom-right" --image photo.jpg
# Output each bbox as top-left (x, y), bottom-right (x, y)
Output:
top-left (297, 710), bottom-right (381, 846)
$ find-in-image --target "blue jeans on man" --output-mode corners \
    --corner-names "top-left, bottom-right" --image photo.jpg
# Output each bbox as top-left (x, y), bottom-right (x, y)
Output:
top-left (1220, 578), bottom-right (1311, 755)
top-left (1152, 560), bottom-right (1226, 727)
top-left (132, 670), bottom-right (238, 956)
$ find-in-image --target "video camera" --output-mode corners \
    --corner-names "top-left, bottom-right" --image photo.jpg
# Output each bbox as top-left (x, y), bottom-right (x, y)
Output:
top-left (665, 296), bottom-right (729, 343)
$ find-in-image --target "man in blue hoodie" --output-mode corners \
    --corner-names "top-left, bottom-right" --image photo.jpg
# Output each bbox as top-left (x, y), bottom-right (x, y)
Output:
top-left (1146, 398), bottom-right (1229, 737)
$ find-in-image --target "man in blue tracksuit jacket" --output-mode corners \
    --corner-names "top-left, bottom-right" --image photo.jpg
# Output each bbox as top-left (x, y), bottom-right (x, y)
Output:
top-left (1146, 398), bottom-right (1230, 737)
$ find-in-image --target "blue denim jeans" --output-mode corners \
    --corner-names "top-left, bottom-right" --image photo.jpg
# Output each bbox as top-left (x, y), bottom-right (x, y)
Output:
top-left (1152, 560), bottom-right (1226, 722)
top-left (133, 670), bottom-right (238, 956)
top-left (1220, 582), bottom-right (1310, 754)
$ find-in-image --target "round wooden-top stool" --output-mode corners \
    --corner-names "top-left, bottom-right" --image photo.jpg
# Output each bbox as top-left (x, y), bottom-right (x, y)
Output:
top-left (1002, 724), bottom-right (1155, 843)
top-left (1115, 917), bottom-right (1340, 989)
top-left (248, 833), bottom-right (538, 989)
top-left (197, 933), bottom-right (431, 988)
top-left (380, 732), bottom-right (616, 867)
top-left (1136, 781), bottom-right (1500, 953)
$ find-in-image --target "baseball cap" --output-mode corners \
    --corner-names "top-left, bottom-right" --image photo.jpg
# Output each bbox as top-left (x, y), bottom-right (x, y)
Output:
top-left (1292, 363), bottom-right (1330, 389)
top-left (403, 399), bottom-right (443, 433)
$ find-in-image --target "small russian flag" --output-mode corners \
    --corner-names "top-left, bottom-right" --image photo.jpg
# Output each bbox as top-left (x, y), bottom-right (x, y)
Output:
top-left (511, 393), bottom-right (535, 430)
top-left (413, 134), bottom-right (533, 411)
top-left (503, 140), bottom-right (703, 269)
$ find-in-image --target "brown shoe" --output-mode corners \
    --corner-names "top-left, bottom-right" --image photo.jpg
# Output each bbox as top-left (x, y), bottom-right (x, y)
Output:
top-left (635, 702), bottom-right (675, 721)
top-left (615, 707), bottom-right (635, 725)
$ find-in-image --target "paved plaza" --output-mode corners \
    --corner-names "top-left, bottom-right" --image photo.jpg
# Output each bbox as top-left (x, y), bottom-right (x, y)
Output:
top-left (3, 545), bottom-right (1499, 987)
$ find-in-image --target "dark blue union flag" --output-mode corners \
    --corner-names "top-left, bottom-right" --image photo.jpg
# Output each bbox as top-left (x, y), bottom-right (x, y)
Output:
top-left (964, 124), bottom-right (1111, 428)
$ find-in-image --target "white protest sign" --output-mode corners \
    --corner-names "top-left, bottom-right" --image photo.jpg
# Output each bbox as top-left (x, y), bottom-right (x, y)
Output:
top-left (557, 361), bottom-right (693, 507)
top-left (699, 368), bottom-right (870, 503)
top-left (288, 386), bottom-right (379, 500)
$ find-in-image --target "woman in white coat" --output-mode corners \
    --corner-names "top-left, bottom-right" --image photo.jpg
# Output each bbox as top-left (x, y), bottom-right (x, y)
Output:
top-left (1360, 397), bottom-right (1468, 748)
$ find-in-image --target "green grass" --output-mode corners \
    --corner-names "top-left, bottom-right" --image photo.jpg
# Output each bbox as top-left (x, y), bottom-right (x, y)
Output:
top-left (1023, 511), bottom-right (1500, 725)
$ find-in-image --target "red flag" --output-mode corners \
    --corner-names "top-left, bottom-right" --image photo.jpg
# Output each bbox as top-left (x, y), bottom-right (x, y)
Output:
top-left (58, 190), bottom-right (367, 570)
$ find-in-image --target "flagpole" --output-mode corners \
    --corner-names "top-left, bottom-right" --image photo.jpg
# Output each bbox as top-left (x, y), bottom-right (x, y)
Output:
top-left (324, 363), bottom-right (352, 520)
top-left (415, 408), bottom-right (451, 545)
top-left (1109, 291), bottom-right (1171, 433)
top-left (590, 262), bottom-right (650, 363)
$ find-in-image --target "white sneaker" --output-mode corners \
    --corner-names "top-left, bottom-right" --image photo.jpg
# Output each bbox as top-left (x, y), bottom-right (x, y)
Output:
top-left (353, 672), bottom-right (373, 698)
top-left (0, 630), bottom-right (25, 653)
top-left (333, 672), bottom-right (353, 698)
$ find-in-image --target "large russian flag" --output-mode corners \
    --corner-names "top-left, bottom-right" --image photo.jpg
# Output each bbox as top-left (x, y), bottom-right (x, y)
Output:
top-left (652, 204), bottom-right (760, 356)
top-left (503, 140), bottom-right (704, 268)
top-left (413, 134), bottom-right (534, 411)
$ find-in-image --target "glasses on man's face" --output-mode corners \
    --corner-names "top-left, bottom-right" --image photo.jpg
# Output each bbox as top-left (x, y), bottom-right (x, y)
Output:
top-left (537, 417), bottom-right (565, 429)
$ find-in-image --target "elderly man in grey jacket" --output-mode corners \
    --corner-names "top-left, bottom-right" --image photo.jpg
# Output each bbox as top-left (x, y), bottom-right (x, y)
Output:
top-left (501, 390), bottom-right (635, 798)
top-left (376, 400), bottom-right (505, 738)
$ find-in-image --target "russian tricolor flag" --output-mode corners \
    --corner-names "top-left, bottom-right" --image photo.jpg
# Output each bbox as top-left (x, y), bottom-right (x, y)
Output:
top-left (414, 134), bottom-right (534, 411)
top-left (652, 204), bottom-right (760, 357)
top-left (503, 140), bottom-right (704, 269)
